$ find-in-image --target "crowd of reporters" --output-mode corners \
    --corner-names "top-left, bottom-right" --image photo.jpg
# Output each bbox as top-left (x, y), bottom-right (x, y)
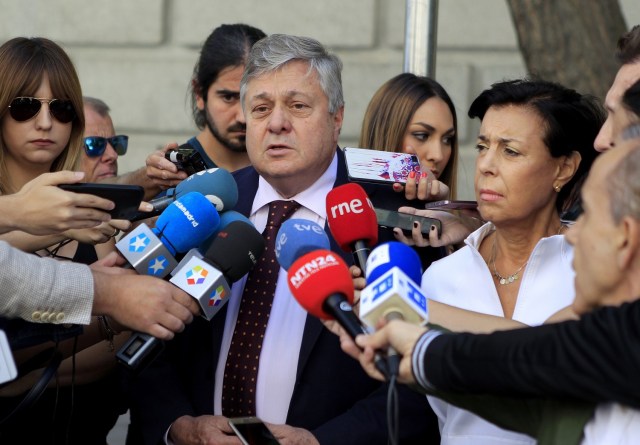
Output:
top-left (1, 20), bottom-right (640, 445)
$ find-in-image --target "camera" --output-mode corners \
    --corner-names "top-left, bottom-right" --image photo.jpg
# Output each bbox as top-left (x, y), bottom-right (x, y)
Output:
top-left (165, 144), bottom-right (207, 176)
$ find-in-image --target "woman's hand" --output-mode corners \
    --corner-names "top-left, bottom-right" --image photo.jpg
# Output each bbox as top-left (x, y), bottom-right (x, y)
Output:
top-left (393, 169), bottom-right (450, 202)
top-left (392, 207), bottom-right (481, 247)
top-left (64, 219), bottom-right (131, 245)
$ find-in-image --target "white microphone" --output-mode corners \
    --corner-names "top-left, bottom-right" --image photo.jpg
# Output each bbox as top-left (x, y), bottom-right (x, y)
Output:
top-left (359, 266), bottom-right (429, 328)
top-left (170, 221), bottom-right (265, 320)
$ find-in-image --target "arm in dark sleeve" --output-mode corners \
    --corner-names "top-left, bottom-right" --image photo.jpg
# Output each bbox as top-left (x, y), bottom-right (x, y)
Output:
top-left (126, 318), bottom-right (211, 445)
top-left (423, 301), bottom-right (640, 408)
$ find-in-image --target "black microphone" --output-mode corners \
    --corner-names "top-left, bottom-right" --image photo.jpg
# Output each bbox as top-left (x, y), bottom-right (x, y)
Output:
top-left (170, 221), bottom-right (265, 320)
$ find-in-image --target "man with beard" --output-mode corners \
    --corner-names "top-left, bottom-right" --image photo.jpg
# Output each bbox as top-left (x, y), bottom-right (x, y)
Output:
top-left (146, 24), bottom-right (266, 187)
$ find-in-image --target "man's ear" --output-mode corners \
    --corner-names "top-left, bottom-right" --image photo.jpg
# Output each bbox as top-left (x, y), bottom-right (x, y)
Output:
top-left (555, 151), bottom-right (582, 186)
top-left (193, 79), bottom-right (205, 110)
top-left (332, 106), bottom-right (345, 140)
top-left (617, 216), bottom-right (640, 271)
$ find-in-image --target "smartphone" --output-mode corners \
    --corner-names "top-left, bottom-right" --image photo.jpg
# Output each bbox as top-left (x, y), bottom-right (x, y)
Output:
top-left (344, 147), bottom-right (422, 186)
top-left (228, 417), bottom-right (280, 445)
top-left (59, 183), bottom-right (145, 220)
top-left (375, 207), bottom-right (442, 238)
top-left (423, 200), bottom-right (478, 210)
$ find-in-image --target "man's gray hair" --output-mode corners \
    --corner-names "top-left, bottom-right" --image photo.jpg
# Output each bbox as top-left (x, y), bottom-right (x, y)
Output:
top-left (83, 96), bottom-right (110, 117)
top-left (608, 145), bottom-right (640, 223)
top-left (240, 34), bottom-right (344, 114)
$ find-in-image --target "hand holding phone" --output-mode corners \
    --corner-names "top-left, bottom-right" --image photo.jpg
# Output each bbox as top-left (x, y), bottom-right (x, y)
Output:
top-left (59, 183), bottom-right (144, 220)
top-left (423, 200), bottom-right (477, 210)
top-left (375, 208), bottom-right (441, 238)
top-left (228, 417), bottom-right (280, 445)
top-left (344, 147), bottom-right (421, 186)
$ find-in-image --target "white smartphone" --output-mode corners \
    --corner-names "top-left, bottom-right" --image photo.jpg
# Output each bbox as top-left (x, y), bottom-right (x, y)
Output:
top-left (423, 200), bottom-right (478, 210)
top-left (228, 417), bottom-right (280, 445)
top-left (344, 147), bottom-right (422, 185)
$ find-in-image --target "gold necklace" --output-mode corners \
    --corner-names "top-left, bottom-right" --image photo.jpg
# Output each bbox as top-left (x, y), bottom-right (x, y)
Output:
top-left (490, 237), bottom-right (527, 285)
top-left (490, 224), bottom-right (564, 286)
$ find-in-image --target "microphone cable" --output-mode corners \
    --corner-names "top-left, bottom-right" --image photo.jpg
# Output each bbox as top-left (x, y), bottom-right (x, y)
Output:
top-left (386, 373), bottom-right (399, 445)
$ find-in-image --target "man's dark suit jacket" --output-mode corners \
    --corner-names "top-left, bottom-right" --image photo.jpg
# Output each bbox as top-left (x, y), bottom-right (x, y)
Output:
top-left (425, 300), bottom-right (640, 408)
top-left (126, 148), bottom-right (439, 444)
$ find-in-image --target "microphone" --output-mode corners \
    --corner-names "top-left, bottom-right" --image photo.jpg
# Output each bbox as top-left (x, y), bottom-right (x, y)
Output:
top-left (172, 210), bottom-right (256, 274)
top-left (287, 249), bottom-right (389, 379)
top-left (275, 219), bottom-right (330, 271)
top-left (326, 183), bottom-right (378, 272)
top-left (114, 192), bottom-right (220, 371)
top-left (360, 242), bottom-right (428, 327)
top-left (170, 220), bottom-right (265, 320)
top-left (196, 210), bottom-right (254, 257)
top-left (131, 168), bottom-right (238, 220)
top-left (365, 241), bottom-right (422, 285)
top-left (115, 191), bottom-right (220, 278)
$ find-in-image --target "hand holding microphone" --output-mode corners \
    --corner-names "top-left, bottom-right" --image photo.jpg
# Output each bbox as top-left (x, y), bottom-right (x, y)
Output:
top-left (326, 183), bottom-right (378, 272)
top-left (115, 191), bottom-right (221, 370)
top-left (285, 248), bottom-right (390, 379)
top-left (359, 241), bottom-right (429, 376)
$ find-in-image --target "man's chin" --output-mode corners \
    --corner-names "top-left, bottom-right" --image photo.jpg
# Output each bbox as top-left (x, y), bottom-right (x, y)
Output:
top-left (224, 143), bottom-right (247, 153)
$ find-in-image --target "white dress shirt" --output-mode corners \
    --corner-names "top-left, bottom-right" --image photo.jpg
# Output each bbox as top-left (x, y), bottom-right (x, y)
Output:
top-left (213, 153), bottom-right (338, 423)
top-left (422, 222), bottom-right (576, 445)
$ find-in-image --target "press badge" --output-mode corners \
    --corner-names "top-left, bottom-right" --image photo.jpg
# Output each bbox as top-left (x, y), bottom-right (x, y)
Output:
top-left (0, 330), bottom-right (17, 384)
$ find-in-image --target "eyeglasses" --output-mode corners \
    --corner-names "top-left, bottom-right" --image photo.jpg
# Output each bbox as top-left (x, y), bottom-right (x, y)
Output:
top-left (8, 97), bottom-right (76, 123)
top-left (83, 135), bottom-right (129, 157)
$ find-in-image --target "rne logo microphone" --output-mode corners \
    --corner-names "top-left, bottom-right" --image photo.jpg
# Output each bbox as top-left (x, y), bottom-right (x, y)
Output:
top-left (328, 196), bottom-right (373, 219)
top-left (289, 253), bottom-right (340, 288)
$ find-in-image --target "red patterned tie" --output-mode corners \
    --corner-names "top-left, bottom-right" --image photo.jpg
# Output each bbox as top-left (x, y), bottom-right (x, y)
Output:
top-left (222, 200), bottom-right (301, 417)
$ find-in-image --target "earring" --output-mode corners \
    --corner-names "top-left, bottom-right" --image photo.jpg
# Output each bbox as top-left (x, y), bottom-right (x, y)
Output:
top-left (554, 184), bottom-right (561, 192)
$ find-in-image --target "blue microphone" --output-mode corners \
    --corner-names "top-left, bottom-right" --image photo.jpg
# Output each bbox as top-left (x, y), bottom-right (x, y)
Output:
top-left (116, 191), bottom-right (220, 278)
top-left (365, 241), bottom-right (422, 285)
top-left (132, 168), bottom-right (238, 220)
top-left (275, 219), bottom-right (331, 271)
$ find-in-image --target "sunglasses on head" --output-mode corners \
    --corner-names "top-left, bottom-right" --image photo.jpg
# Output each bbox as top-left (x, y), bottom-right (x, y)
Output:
top-left (8, 97), bottom-right (76, 123)
top-left (83, 135), bottom-right (129, 157)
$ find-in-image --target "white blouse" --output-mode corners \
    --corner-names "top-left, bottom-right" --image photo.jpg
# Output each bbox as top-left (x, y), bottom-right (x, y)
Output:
top-left (422, 222), bottom-right (575, 445)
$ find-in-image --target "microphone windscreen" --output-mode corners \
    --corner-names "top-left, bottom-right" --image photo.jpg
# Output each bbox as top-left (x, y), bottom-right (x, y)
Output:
top-left (326, 183), bottom-right (378, 252)
top-left (203, 220), bottom-right (265, 282)
top-left (199, 210), bottom-right (254, 252)
top-left (275, 219), bottom-right (330, 271)
top-left (366, 241), bottom-right (422, 285)
top-left (287, 249), bottom-right (354, 319)
top-left (175, 168), bottom-right (239, 212)
top-left (154, 191), bottom-right (220, 254)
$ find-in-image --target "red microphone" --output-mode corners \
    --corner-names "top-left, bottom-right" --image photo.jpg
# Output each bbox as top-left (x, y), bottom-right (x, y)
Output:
top-left (287, 250), bottom-right (359, 330)
top-left (325, 183), bottom-right (378, 272)
top-left (287, 249), bottom-right (390, 378)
